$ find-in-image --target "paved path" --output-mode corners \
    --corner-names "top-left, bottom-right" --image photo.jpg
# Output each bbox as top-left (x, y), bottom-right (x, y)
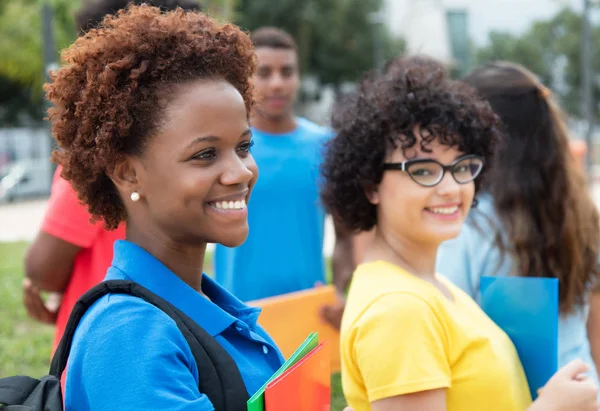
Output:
top-left (0, 198), bottom-right (48, 243)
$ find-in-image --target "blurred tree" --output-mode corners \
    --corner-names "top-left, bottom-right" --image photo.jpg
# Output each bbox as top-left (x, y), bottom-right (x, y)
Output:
top-left (0, 0), bottom-right (80, 125)
top-left (234, 0), bottom-right (405, 87)
top-left (475, 31), bottom-right (551, 85)
top-left (0, 0), bottom-right (79, 97)
top-left (475, 7), bottom-right (600, 118)
top-left (0, 76), bottom-right (45, 126)
top-left (0, 0), bottom-right (227, 126)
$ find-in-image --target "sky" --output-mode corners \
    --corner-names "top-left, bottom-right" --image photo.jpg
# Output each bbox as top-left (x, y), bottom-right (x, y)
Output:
top-left (445, 0), bottom-right (584, 44)
top-left (385, 0), bottom-right (590, 47)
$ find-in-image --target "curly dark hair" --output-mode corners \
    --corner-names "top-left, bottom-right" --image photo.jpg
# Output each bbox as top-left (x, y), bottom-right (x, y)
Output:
top-left (44, 4), bottom-right (256, 229)
top-left (321, 56), bottom-right (502, 232)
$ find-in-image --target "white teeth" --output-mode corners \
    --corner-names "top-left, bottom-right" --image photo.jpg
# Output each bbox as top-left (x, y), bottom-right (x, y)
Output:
top-left (211, 199), bottom-right (247, 210)
top-left (429, 207), bottom-right (458, 215)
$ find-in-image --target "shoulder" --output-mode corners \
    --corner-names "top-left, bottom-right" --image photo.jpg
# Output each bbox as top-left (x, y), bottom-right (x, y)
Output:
top-left (42, 173), bottom-right (101, 245)
top-left (46, 175), bottom-right (86, 212)
top-left (359, 291), bottom-right (441, 324)
top-left (343, 291), bottom-right (451, 370)
top-left (65, 294), bottom-right (212, 409)
top-left (69, 293), bottom-right (195, 369)
top-left (346, 290), bottom-right (446, 340)
top-left (296, 117), bottom-right (333, 142)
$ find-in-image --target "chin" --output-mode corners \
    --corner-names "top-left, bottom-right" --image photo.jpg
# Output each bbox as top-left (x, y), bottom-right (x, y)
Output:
top-left (217, 232), bottom-right (249, 248)
top-left (261, 109), bottom-right (289, 121)
top-left (428, 227), bottom-right (463, 245)
top-left (440, 230), bottom-right (463, 242)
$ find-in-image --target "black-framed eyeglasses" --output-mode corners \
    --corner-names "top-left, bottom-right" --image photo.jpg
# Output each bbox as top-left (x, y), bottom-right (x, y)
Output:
top-left (383, 154), bottom-right (485, 187)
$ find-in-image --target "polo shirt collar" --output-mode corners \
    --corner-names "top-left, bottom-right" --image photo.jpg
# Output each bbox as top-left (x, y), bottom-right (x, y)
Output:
top-left (107, 240), bottom-right (261, 336)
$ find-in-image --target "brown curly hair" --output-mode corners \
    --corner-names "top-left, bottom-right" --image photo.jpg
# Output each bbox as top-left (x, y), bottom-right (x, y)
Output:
top-left (321, 56), bottom-right (502, 232)
top-left (44, 4), bottom-right (256, 229)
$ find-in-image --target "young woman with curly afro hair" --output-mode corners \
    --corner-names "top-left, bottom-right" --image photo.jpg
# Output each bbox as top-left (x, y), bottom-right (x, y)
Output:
top-left (44, 5), bottom-right (286, 409)
top-left (321, 56), bottom-right (599, 411)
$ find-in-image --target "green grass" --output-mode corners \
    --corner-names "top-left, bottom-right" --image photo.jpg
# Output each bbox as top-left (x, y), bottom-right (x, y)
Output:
top-left (0, 241), bottom-right (347, 409)
top-left (0, 241), bottom-right (54, 377)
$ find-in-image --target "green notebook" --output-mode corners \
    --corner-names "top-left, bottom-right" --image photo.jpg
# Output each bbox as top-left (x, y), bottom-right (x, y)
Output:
top-left (247, 332), bottom-right (319, 411)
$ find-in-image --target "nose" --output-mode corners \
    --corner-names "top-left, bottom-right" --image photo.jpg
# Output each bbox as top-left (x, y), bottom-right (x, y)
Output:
top-left (435, 170), bottom-right (460, 197)
top-left (269, 73), bottom-right (284, 90)
top-left (219, 153), bottom-right (256, 186)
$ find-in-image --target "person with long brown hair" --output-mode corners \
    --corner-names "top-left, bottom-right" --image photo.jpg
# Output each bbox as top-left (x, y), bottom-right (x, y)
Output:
top-left (437, 61), bottom-right (600, 391)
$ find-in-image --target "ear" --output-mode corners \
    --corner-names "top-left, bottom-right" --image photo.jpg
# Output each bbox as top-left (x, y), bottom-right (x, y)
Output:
top-left (364, 184), bottom-right (380, 205)
top-left (107, 155), bottom-right (142, 199)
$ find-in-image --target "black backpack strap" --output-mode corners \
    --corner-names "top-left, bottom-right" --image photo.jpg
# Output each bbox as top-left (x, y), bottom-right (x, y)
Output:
top-left (0, 375), bottom-right (62, 409)
top-left (49, 280), bottom-right (249, 411)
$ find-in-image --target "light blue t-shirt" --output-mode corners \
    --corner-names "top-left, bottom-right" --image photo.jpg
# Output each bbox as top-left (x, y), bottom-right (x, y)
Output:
top-left (214, 118), bottom-right (332, 302)
top-left (437, 194), bottom-right (599, 392)
top-left (65, 240), bottom-right (284, 410)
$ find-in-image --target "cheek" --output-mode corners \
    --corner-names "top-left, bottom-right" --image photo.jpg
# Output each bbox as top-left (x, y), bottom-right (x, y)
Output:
top-left (285, 77), bottom-right (300, 92)
top-left (154, 168), bottom-right (212, 212)
top-left (252, 79), bottom-right (268, 95)
top-left (462, 183), bottom-right (475, 209)
top-left (186, 169), bottom-right (216, 199)
top-left (245, 156), bottom-right (259, 185)
top-left (378, 178), bottom-right (425, 220)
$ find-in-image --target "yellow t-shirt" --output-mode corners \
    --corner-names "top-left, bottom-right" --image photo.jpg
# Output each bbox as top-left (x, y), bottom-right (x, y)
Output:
top-left (341, 260), bottom-right (532, 411)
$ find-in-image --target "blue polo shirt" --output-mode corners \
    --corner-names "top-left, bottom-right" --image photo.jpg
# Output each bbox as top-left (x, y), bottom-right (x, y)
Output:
top-left (65, 240), bottom-right (284, 410)
top-left (214, 118), bottom-right (332, 302)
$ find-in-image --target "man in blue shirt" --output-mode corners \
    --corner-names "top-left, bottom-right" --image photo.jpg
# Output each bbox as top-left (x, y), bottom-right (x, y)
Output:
top-left (214, 28), bottom-right (354, 322)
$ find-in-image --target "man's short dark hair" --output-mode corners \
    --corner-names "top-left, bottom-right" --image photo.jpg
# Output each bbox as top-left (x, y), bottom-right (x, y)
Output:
top-left (74, 0), bottom-right (203, 35)
top-left (250, 27), bottom-right (297, 50)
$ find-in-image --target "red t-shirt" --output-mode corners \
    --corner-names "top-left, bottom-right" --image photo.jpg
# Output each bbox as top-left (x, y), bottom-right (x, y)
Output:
top-left (42, 167), bottom-right (125, 354)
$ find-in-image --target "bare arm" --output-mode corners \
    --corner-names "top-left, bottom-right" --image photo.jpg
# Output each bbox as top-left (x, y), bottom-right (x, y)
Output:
top-left (24, 230), bottom-right (81, 292)
top-left (331, 218), bottom-right (355, 293)
top-left (319, 218), bottom-right (355, 329)
top-left (367, 368), bottom-right (594, 411)
top-left (587, 290), bottom-right (600, 378)
top-left (371, 389), bottom-right (446, 411)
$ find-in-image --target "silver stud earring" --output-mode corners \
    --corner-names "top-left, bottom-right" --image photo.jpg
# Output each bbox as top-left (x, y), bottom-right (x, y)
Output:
top-left (130, 191), bottom-right (140, 202)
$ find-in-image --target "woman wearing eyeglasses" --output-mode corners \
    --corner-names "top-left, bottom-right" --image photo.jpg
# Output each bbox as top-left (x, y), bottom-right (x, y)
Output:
top-left (320, 56), bottom-right (599, 411)
top-left (437, 62), bottom-right (600, 393)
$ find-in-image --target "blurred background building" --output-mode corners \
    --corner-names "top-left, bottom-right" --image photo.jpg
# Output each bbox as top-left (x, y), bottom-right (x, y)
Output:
top-left (0, 0), bottom-right (599, 203)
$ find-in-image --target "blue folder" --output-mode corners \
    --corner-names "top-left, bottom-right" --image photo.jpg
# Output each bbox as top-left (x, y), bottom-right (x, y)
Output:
top-left (480, 276), bottom-right (558, 399)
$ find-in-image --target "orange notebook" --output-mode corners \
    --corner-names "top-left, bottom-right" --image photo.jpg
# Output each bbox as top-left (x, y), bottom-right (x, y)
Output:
top-left (264, 342), bottom-right (330, 411)
top-left (248, 286), bottom-right (341, 372)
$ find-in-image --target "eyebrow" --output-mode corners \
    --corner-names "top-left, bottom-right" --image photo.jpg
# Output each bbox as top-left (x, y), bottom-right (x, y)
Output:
top-left (185, 129), bottom-right (252, 150)
top-left (419, 148), bottom-right (467, 159)
top-left (257, 64), bottom-right (296, 71)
